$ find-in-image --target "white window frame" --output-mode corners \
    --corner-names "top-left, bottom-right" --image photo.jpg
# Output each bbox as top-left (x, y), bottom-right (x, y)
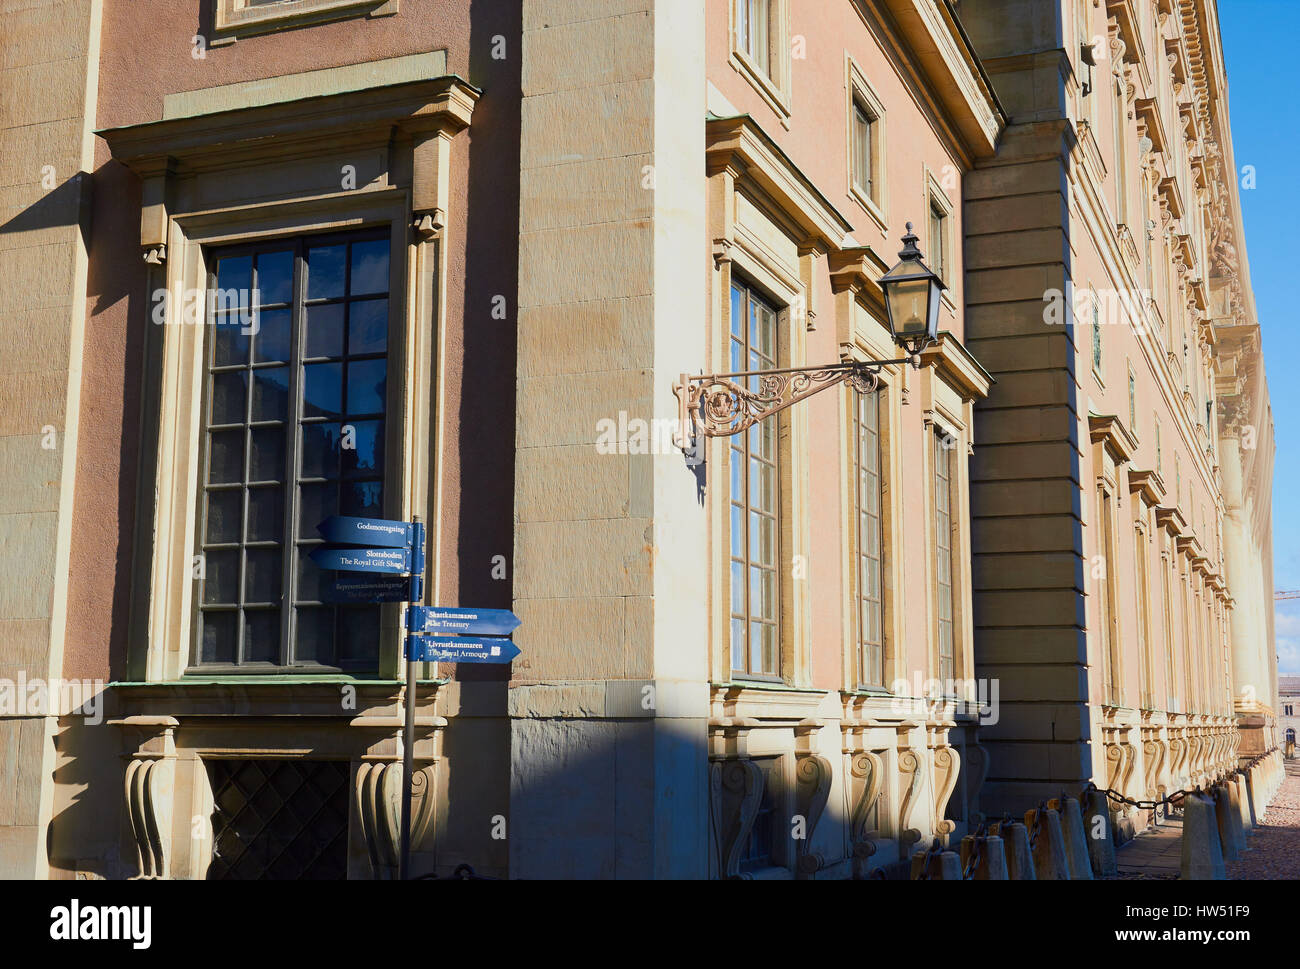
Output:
top-left (845, 57), bottom-right (888, 231)
top-left (729, 0), bottom-right (792, 127)
top-left (213, 0), bottom-right (398, 44)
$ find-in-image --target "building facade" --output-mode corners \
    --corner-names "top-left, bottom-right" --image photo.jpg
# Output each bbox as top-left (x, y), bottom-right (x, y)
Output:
top-left (0, 0), bottom-right (1275, 879)
top-left (960, 0), bottom-right (1277, 836)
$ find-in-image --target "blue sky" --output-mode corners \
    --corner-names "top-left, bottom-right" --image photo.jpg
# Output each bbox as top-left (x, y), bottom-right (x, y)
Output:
top-left (1219, 1), bottom-right (1298, 670)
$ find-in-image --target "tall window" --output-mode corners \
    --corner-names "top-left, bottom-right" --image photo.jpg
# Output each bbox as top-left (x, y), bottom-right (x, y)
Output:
top-left (851, 98), bottom-right (876, 203)
top-left (1128, 364), bottom-right (1137, 434)
top-left (929, 199), bottom-right (950, 285)
top-left (855, 390), bottom-right (884, 687)
top-left (1135, 523), bottom-right (1153, 708)
top-left (1091, 290), bottom-right (1102, 375)
top-left (198, 231), bottom-right (392, 669)
top-left (1112, 75), bottom-right (1129, 225)
top-left (934, 430), bottom-right (955, 683)
top-left (736, 0), bottom-right (773, 79)
top-left (1161, 536), bottom-right (1177, 710)
top-left (1096, 486), bottom-right (1120, 704)
top-left (729, 281), bottom-right (780, 679)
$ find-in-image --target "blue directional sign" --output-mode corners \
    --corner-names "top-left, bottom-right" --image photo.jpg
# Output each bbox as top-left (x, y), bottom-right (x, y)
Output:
top-left (327, 574), bottom-right (411, 603)
top-left (317, 515), bottom-right (413, 549)
top-left (310, 546), bottom-right (411, 574)
top-left (406, 636), bottom-right (521, 664)
top-left (406, 606), bottom-right (522, 637)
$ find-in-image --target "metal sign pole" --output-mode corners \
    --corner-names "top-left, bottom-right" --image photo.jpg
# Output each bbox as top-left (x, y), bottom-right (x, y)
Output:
top-left (399, 517), bottom-right (425, 881)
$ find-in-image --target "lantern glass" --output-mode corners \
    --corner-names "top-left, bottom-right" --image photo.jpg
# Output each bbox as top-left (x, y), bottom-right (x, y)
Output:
top-left (880, 223), bottom-right (944, 352)
top-left (888, 275), bottom-right (931, 339)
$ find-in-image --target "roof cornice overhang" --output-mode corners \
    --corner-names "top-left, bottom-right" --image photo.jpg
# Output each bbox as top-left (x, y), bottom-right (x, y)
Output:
top-left (875, 0), bottom-right (1005, 158)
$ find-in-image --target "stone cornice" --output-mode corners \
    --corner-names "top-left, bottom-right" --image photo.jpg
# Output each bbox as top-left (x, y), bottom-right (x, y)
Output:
top-left (98, 75), bottom-right (479, 175)
top-left (1128, 468), bottom-right (1167, 507)
top-left (920, 330), bottom-right (993, 401)
top-left (1155, 504), bottom-right (1188, 536)
top-left (1088, 413), bottom-right (1138, 465)
top-left (706, 114), bottom-right (854, 254)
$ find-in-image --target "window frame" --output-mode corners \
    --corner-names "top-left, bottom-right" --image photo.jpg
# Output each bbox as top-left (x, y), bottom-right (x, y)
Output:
top-left (852, 386), bottom-right (886, 690)
top-left (729, 0), bottom-right (792, 127)
top-left (212, 0), bottom-right (399, 44)
top-left (845, 59), bottom-right (888, 229)
top-left (726, 278), bottom-right (784, 683)
top-left (933, 427), bottom-right (957, 685)
top-left (190, 228), bottom-right (399, 674)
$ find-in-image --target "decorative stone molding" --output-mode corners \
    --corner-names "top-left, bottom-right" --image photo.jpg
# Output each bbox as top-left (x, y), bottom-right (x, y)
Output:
top-left (111, 716), bottom-right (180, 879)
top-left (896, 723), bottom-right (924, 854)
top-left (846, 747), bottom-right (885, 875)
top-left (354, 760), bottom-right (436, 880)
top-left (793, 753), bottom-right (832, 878)
top-left (927, 723), bottom-right (960, 846)
top-left (709, 759), bottom-right (765, 880)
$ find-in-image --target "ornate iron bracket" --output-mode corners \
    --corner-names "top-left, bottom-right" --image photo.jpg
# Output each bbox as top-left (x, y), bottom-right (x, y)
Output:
top-left (673, 357), bottom-right (916, 448)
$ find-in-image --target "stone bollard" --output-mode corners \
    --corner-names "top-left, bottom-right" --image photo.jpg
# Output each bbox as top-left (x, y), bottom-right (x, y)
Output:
top-left (1234, 775), bottom-right (1253, 835)
top-left (1025, 806), bottom-right (1070, 880)
top-left (1224, 782), bottom-right (1248, 856)
top-left (1180, 792), bottom-right (1226, 880)
top-left (960, 834), bottom-right (1008, 880)
top-left (1052, 796), bottom-right (1094, 880)
top-left (1083, 789), bottom-right (1118, 877)
top-left (911, 846), bottom-right (962, 880)
top-left (1213, 785), bottom-right (1241, 862)
top-left (993, 821), bottom-right (1037, 880)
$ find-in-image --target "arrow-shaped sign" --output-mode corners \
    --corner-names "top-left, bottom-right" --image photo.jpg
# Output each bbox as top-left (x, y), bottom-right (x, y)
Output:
top-left (406, 606), bottom-right (522, 637)
top-left (317, 515), bottom-right (413, 549)
top-left (327, 574), bottom-right (412, 603)
top-left (310, 546), bottom-right (411, 574)
top-left (406, 636), bottom-right (521, 664)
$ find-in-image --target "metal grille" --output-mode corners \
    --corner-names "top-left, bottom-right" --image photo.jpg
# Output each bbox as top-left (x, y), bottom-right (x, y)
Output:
top-left (207, 759), bottom-right (350, 880)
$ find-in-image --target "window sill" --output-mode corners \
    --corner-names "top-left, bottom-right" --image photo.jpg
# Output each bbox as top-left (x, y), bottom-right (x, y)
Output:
top-left (849, 183), bottom-right (888, 236)
top-left (728, 50), bottom-right (791, 129)
top-left (212, 0), bottom-right (399, 45)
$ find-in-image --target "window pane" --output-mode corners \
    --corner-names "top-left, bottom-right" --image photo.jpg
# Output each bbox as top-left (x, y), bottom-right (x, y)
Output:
top-left (349, 239), bottom-right (390, 296)
top-left (249, 426), bottom-right (285, 482)
top-left (306, 304), bottom-right (345, 359)
top-left (303, 363), bottom-right (343, 419)
top-left (342, 420), bottom-right (384, 476)
top-left (306, 244), bottom-right (346, 300)
top-left (204, 550), bottom-right (240, 604)
top-left (246, 486), bottom-right (283, 543)
top-left (251, 367), bottom-right (290, 423)
top-left (255, 308), bottom-right (292, 363)
top-left (301, 423), bottom-right (341, 479)
top-left (338, 606), bottom-right (381, 663)
top-left (244, 548), bottom-right (282, 604)
top-left (206, 489), bottom-right (242, 545)
top-left (208, 429), bottom-right (245, 484)
top-left (348, 298), bottom-right (389, 355)
top-left (211, 372), bottom-right (248, 426)
top-left (346, 359), bottom-right (387, 415)
top-left (201, 612), bottom-right (238, 664)
top-left (255, 250), bottom-right (293, 306)
top-left (243, 609), bottom-right (281, 664)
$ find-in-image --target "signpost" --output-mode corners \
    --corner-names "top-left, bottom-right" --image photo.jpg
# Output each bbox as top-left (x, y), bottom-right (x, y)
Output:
top-left (310, 514), bottom-right (522, 880)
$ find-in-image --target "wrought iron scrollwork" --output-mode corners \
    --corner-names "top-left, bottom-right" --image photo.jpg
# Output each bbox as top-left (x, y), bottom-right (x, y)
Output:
top-left (674, 358), bottom-right (906, 447)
